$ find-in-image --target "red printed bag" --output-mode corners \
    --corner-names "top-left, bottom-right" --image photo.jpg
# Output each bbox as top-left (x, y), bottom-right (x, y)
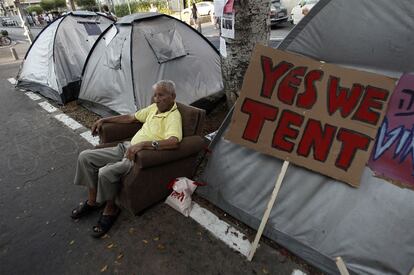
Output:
top-left (165, 177), bottom-right (204, 217)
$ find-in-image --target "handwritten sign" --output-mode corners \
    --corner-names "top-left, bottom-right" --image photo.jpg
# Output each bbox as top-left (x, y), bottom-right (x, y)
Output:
top-left (225, 45), bottom-right (395, 186)
top-left (369, 73), bottom-right (414, 189)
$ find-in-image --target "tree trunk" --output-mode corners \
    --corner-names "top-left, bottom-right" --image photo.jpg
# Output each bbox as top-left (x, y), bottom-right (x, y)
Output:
top-left (221, 0), bottom-right (271, 107)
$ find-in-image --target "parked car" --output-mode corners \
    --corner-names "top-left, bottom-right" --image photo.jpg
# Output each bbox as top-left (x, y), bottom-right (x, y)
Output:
top-left (181, 1), bottom-right (214, 24)
top-left (290, 0), bottom-right (319, 25)
top-left (270, 0), bottom-right (289, 26)
top-left (1, 17), bottom-right (18, 27)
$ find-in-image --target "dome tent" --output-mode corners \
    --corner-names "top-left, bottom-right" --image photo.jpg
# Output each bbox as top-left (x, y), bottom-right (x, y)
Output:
top-left (198, 0), bottom-right (414, 274)
top-left (17, 11), bottom-right (114, 104)
top-left (78, 13), bottom-right (223, 116)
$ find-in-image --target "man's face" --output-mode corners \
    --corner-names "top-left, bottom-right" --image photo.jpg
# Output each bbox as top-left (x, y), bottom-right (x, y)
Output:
top-left (153, 86), bottom-right (175, 113)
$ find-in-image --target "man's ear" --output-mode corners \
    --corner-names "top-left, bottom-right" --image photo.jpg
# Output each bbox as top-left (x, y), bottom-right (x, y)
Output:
top-left (172, 93), bottom-right (176, 100)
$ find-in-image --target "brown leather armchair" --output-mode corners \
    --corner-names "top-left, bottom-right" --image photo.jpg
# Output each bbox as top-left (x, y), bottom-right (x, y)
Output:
top-left (97, 102), bottom-right (206, 215)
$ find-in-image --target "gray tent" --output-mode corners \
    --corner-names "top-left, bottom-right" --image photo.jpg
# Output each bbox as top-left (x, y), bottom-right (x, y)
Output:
top-left (78, 13), bottom-right (223, 116)
top-left (199, 0), bottom-right (414, 274)
top-left (17, 11), bottom-right (114, 104)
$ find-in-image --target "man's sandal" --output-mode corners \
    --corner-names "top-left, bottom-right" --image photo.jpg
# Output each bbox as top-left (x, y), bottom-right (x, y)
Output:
top-left (71, 200), bottom-right (102, 219)
top-left (91, 210), bottom-right (120, 238)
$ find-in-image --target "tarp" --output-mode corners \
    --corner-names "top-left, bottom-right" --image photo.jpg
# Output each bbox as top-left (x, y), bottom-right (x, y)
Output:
top-left (79, 13), bottom-right (223, 116)
top-left (199, 0), bottom-right (414, 274)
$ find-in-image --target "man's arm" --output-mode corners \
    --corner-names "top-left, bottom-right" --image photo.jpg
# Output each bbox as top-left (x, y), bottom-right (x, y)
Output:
top-left (91, 114), bottom-right (137, 136)
top-left (124, 137), bottom-right (180, 160)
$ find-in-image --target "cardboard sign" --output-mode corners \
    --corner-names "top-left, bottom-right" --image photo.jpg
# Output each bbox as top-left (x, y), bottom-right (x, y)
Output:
top-left (225, 45), bottom-right (396, 186)
top-left (368, 73), bottom-right (414, 189)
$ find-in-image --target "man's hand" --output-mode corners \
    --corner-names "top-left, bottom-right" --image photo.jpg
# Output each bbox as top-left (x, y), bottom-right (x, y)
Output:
top-left (124, 144), bottom-right (144, 161)
top-left (91, 119), bottom-right (104, 136)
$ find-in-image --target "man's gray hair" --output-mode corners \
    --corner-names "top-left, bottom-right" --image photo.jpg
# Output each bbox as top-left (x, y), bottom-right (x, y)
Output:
top-left (152, 80), bottom-right (176, 95)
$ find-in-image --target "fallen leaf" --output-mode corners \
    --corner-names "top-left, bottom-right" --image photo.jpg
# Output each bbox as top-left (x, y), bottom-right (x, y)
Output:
top-left (128, 228), bottom-right (135, 234)
top-left (101, 234), bottom-right (110, 239)
top-left (116, 253), bottom-right (124, 260)
top-left (51, 232), bottom-right (56, 237)
top-left (107, 243), bottom-right (114, 249)
top-left (157, 244), bottom-right (165, 250)
top-left (153, 237), bottom-right (159, 241)
top-left (100, 265), bottom-right (108, 272)
top-left (142, 240), bottom-right (148, 244)
top-left (262, 268), bottom-right (269, 274)
top-left (69, 240), bottom-right (75, 245)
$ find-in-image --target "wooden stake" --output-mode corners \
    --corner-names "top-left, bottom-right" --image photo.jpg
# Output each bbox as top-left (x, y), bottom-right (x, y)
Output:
top-left (336, 257), bottom-right (350, 275)
top-left (247, 160), bottom-right (290, 261)
top-left (409, 267), bottom-right (414, 275)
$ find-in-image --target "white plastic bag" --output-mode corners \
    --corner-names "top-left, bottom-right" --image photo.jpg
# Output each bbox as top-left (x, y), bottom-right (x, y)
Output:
top-left (165, 177), bottom-right (202, 217)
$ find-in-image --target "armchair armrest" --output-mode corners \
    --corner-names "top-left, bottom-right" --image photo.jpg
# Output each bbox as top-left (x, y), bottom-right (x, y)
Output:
top-left (135, 136), bottom-right (205, 169)
top-left (99, 122), bottom-right (142, 144)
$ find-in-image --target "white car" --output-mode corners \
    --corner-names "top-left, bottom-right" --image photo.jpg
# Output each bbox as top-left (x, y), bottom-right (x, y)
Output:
top-left (181, 1), bottom-right (214, 23)
top-left (290, 0), bottom-right (319, 25)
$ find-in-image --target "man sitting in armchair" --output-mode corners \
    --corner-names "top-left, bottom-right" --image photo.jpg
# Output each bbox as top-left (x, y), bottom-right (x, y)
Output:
top-left (71, 80), bottom-right (182, 238)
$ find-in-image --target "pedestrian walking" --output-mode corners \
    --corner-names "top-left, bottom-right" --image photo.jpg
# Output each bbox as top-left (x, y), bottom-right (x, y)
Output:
top-left (191, 3), bottom-right (201, 33)
top-left (149, 3), bottom-right (158, 12)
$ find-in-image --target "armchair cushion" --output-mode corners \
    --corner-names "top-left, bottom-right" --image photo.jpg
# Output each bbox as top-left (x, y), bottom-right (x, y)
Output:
top-left (100, 122), bottom-right (142, 144)
top-left (135, 136), bottom-right (205, 169)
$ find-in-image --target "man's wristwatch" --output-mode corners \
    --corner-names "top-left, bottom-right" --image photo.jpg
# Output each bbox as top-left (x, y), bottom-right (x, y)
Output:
top-left (151, 140), bottom-right (159, 150)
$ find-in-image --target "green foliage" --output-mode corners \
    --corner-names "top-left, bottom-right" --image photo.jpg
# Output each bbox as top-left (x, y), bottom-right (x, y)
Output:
top-left (114, 0), bottom-right (172, 17)
top-left (1, 30), bottom-right (8, 36)
top-left (40, 0), bottom-right (66, 12)
top-left (75, 0), bottom-right (97, 10)
top-left (26, 5), bottom-right (44, 15)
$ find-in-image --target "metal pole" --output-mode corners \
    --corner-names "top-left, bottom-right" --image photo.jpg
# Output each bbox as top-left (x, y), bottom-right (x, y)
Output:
top-left (14, 0), bottom-right (34, 44)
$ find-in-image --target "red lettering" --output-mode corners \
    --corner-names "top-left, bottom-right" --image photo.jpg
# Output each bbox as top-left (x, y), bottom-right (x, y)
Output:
top-left (278, 66), bottom-right (308, 105)
top-left (353, 85), bottom-right (389, 125)
top-left (241, 98), bottom-right (279, 143)
top-left (297, 119), bottom-right (337, 162)
top-left (296, 70), bottom-right (323, 109)
top-left (327, 76), bottom-right (364, 117)
top-left (261, 57), bottom-right (293, 98)
top-left (335, 129), bottom-right (371, 171)
top-left (272, 110), bottom-right (304, 153)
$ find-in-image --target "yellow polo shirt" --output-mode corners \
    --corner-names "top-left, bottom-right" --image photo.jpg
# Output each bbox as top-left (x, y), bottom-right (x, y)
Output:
top-left (131, 103), bottom-right (183, 145)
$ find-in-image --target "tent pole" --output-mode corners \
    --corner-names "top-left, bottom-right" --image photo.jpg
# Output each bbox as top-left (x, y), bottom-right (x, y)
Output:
top-left (247, 160), bottom-right (290, 261)
top-left (335, 257), bottom-right (350, 275)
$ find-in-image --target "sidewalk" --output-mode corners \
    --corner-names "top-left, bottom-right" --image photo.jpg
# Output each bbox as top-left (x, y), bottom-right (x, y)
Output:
top-left (0, 63), bottom-right (311, 274)
top-left (0, 41), bottom-right (29, 64)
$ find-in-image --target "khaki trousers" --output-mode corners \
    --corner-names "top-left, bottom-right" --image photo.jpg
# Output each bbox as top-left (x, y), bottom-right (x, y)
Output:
top-left (74, 142), bottom-right (134, 203)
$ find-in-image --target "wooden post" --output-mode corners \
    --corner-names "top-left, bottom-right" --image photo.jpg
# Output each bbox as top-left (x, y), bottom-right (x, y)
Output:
top-left (409, 267), bottom-right (414, 275)
top-left (247, 160), bottom-right (290, 261)
top-left (336, 257), bottom-right (350, 275)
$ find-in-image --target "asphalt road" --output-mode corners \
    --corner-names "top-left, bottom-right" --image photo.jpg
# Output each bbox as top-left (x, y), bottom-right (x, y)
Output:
top-left (2, 21), bottom-right (293, 47)
top-left (1, 26), bottom-right (42, 43)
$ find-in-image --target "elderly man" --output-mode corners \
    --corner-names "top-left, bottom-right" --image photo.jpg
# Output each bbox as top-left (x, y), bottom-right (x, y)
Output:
top-left (71, 80), bottom-right (182, 238)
